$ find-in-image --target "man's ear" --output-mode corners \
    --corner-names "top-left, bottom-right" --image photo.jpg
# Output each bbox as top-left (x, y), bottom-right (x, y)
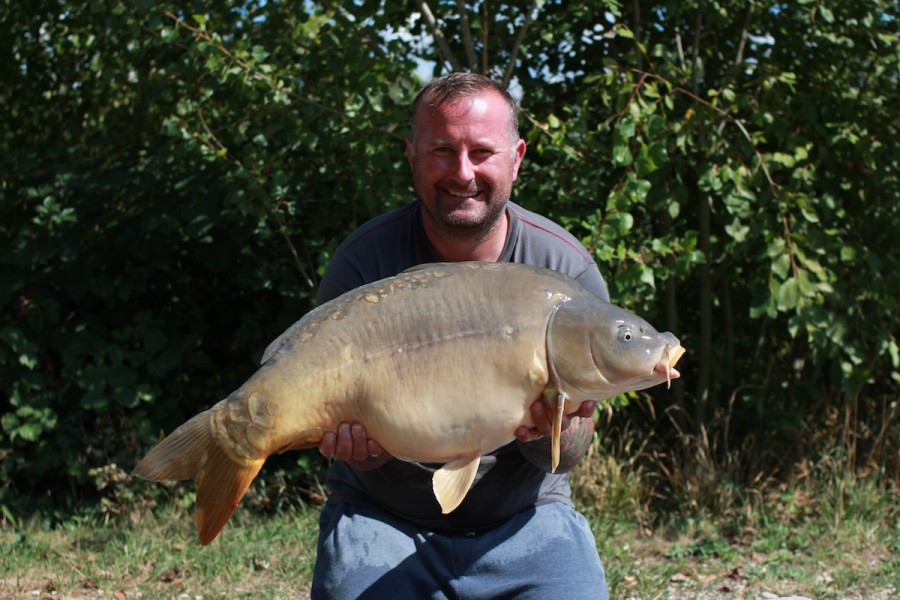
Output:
top-left (512, 138), bottom-right (527, 179)
top-left (406, 138), bottom-right (414, 168)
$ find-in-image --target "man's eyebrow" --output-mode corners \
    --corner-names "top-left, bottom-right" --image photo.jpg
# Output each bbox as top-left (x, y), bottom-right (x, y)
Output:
top-left (427, 138), bottom-right (503, 149)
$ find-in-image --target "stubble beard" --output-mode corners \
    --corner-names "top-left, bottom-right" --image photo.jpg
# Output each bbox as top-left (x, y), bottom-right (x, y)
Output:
top-left (420, 194), bottom-right (508, 242)
top-left (414, 166), bottom-right (513, 243)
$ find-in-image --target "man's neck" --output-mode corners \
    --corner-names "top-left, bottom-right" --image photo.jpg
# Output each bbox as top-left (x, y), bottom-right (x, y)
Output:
top-left (423, 211), bottom-right (509, 263)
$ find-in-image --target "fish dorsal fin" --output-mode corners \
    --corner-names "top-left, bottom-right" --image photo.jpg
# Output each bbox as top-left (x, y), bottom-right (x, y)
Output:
top-left (432, 452), bottom-right (481, 514)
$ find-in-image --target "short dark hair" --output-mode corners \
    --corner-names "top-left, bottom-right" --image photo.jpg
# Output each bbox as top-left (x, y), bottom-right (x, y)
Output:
top-left (410, 72), bottom-right (520, 144)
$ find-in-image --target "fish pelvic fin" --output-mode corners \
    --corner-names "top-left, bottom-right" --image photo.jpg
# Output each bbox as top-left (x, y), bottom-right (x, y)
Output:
top-left (432, 452), bottom-right (481, 514)
top-left (133, 409), bottom-right (264, 545)
top-left (551, 391), bottom-right (568, 474)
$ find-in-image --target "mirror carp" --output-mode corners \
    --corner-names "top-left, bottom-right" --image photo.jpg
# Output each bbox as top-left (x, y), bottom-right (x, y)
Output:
top-left (134, 262), bottom-right (685, 544)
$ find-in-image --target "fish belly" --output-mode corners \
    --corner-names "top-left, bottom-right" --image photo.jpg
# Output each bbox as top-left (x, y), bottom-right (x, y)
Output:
top-left (251, 267), bottom-right (560, 463)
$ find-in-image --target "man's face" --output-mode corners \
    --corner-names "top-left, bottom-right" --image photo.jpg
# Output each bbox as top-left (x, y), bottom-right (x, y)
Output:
top-left (406, 92), bottom-right (526, 241)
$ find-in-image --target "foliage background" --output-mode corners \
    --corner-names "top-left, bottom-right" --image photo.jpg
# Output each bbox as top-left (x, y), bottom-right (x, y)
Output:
top-left (1, 0), bottom-right (897, 519)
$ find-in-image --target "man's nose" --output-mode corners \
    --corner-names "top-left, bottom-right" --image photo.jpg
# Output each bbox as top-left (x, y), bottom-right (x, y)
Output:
top-left (450, 152), bottom-right (476, 182)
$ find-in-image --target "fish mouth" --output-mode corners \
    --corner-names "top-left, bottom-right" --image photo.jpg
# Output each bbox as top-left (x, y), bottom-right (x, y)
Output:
top-left (652, 344), bottom-right (686, 389)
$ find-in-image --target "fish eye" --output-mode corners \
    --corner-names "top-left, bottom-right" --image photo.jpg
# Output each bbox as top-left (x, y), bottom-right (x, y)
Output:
top-left (618, 327), bottom-right (633, 343)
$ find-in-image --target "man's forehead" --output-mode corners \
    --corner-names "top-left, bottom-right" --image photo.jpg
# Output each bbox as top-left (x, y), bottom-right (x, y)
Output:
top-left (418, 90), bottom-right (508, 120)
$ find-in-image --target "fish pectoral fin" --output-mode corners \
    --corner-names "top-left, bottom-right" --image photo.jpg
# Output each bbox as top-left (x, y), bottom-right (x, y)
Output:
top-left (432, 453), bottom-right (481, 514)
top-left (551, 391), bottom-right (569, 474)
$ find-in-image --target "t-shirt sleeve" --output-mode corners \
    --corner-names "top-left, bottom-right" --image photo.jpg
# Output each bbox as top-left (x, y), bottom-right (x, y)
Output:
top-left (316, 253), bottom-right (366, 305)
top-left (506, 203), bottom-right (611, 303)
top-left (572, 263), bottom-right (610, 302)
top-left (315, 202), bottom-right (434, 306)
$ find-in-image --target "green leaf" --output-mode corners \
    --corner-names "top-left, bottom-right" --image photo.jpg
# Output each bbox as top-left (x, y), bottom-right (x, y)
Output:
top-left (612, 144), bottom-right (633, 166)
top-left (771, 253), bottom-right (792, 279)
top-left (776, 278), bottom-right (800, 311)
top-left (616, 25), bottom-right (635, 39)
top-left (725, 219), bottom-right (750, 243)
top-left (608, 212), bottom-right (634, 235)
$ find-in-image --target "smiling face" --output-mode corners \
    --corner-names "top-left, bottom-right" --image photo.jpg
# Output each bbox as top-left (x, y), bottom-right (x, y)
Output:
top-left (406, 91), bottom-right (526, 244)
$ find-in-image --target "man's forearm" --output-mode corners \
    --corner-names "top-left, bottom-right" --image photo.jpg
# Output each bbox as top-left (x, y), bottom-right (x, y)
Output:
top-left (516, 416), bottom-right (595, 473)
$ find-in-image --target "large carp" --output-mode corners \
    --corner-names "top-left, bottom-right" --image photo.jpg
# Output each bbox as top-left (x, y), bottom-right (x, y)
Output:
top-left (134, 262), bottom-right (685, 544)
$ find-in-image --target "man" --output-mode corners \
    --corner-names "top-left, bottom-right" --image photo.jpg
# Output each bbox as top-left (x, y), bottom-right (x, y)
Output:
top-left (311, 72), bottom-right (610, 599)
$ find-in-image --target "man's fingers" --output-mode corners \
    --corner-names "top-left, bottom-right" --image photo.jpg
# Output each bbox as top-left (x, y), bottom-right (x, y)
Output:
top-left (321, 422), bottom-right (385, 462)
top-left (332, 422), bottom-right (352, 460)
top-left (319, 431), bottom-right (337, 457)
top-left (521, 399), bottom-right (596, 443)
top-left (350, 423), bottom-right (369, 462)
top-left (367, 439), bottom-right (384, 457)
top-left (576, 401), bottom-right (597, 419)
top-left (530, 399), bottom-right (553, 436)
top-left (515, 425), bottom-right (536, 443)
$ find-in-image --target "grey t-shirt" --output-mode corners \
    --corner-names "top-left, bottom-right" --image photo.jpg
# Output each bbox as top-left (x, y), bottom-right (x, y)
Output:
top-left (315, 200), bottom-right (609, 532)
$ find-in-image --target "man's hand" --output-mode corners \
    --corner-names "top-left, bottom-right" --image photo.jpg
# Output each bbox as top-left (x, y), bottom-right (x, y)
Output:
top-left (514, 398), bottom-right (596, 443)
top-left (319, 422), bottom-right (392, 471)
top-left (514, 398), bottom-right (597, 473)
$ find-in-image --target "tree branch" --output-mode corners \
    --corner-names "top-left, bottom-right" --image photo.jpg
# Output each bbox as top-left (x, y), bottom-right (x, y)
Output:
top-left (163, 11), bottom-right (406, 143)
top-left (632, 0), bottom-right (643, 71)
top-left (322, 0), bottom-right (417, 87)
top-left (518, 110), bottom-right (584, 159)
top-left (625, 66), bottom-right (777, 190)
top-left (482, 1), bottom-right (489, 74)
top-left (675, 20), bottom-right (686, 71)
top-left (691, 6), bottom-right (702, 93)
top-left (414, 0), bottom-right (463, 71)
top-left (734, 0), bottom-right (755, 66)
top-left (455, 0), bottom-right (478, 70)
top-left (281, 230), bottom-right (315, 289)
top-left (502, 1), bottom-right (539, 88)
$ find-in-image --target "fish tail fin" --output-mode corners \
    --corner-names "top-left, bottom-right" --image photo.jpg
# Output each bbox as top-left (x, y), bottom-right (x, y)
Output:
top-left (194, 448), bottom-right (264, 545)
top-left (134, 410), bottom-right (217, 482)
top-left (133, 409), bottom-right (263, 545)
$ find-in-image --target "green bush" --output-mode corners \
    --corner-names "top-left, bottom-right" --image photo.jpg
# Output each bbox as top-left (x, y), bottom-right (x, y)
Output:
top-left (1, 1), bottom-right (897, 517)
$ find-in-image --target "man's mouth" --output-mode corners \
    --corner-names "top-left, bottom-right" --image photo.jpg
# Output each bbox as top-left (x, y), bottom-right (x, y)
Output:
top-left (444, 188), bottom-right (481, 199)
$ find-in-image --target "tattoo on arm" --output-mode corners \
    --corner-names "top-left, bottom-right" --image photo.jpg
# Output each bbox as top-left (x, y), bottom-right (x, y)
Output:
top-left (516, 416), bottom-right (595, 473)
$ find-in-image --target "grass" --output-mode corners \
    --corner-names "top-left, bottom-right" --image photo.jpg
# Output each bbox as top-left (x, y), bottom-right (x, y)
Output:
top-left (590, 507), bottom-right (899, 599)
top-left (4, 477), bottom-right (897, 599)
top-left (3, 505), bottom-right (897, 600)
top-left (2, 497), bottom-right (319, 599)
top-left (569, 433), bottom-right (899, 600)
top-left (3, 421), bottom-right (898, 600)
